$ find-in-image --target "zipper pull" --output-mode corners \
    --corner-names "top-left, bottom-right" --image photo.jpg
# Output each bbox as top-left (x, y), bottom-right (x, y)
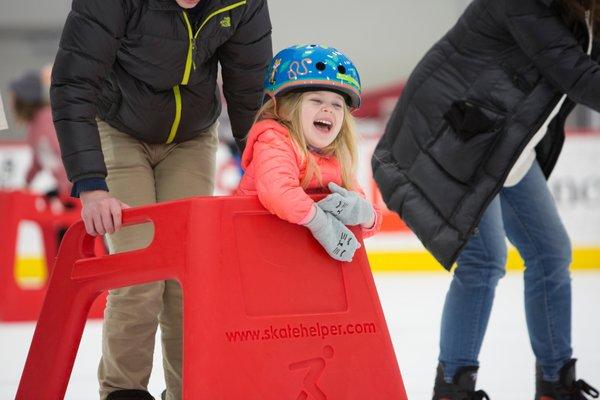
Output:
top-left (191, 38), bottom-right (197, 71)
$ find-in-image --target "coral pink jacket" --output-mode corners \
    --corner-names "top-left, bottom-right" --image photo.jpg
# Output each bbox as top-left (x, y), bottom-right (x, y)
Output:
top-left (236, 119), bottom-right (381, 238)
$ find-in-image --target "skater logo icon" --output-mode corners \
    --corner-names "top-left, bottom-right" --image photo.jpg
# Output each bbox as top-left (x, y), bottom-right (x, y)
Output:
top-left (289, 345), bottom-right (334, 400)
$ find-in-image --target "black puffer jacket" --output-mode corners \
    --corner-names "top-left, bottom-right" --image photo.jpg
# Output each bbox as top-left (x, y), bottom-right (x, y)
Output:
top-left (372, 0), bottom-right (600, 269)
top-left (51, 0), bottom-right (272, 183)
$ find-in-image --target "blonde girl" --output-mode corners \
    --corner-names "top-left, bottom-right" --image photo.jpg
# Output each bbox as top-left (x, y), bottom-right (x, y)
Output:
top-left (236, 44), bottom-right (381, 262)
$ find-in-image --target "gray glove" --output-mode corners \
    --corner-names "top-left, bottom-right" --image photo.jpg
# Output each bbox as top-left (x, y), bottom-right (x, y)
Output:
top-left (304, 205), bottom-right (359, 262)
top-left (318, 182), bottom-right (375, 226)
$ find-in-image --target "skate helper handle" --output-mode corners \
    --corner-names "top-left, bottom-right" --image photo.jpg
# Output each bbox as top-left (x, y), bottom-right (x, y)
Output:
top-left (73, 201), bottom-right (188, 284)
top-left (17, 199), bottom-right (193, 400)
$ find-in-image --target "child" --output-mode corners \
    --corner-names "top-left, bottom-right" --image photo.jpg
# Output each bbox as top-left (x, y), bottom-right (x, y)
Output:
top-left (236, 44), bottom-right (382, 262)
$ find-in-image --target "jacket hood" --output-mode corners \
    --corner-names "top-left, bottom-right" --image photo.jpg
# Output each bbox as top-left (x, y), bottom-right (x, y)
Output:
top-left (241, 119), bottom-right (291, 170)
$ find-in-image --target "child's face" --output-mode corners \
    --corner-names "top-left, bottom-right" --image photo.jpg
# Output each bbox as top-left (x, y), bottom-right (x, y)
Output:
top-left (300, 91), bottom-right (345, 149)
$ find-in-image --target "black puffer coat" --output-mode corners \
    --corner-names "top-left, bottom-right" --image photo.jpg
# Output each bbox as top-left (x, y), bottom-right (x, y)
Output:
top-left (372, 0), bottom-right (600, 269)
top-left (51, 0), bottom-right (272, 183)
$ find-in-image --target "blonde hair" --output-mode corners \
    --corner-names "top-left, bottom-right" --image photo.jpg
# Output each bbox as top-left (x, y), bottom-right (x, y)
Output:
top-left (254, 92), bottom-right (359, 190)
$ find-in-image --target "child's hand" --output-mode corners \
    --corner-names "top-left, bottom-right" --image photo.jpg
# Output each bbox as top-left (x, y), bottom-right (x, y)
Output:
top-left (318, 182), bottom-right (375, 226)
top-left (303, 205), bottom-right (360, 262)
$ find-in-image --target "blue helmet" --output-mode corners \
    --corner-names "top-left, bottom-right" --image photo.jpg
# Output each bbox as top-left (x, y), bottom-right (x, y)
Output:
top-left (264, 44), bottom-right (361, 108)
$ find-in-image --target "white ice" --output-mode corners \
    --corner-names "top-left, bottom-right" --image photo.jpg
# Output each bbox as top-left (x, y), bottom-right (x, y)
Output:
top-left (1, 272), bottom-right (599, 399)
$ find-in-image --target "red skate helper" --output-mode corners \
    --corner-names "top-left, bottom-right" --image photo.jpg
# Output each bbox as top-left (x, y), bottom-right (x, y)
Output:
top-left (0, 190), bottom-right (105, 321)
top-left (17, 195), bottom-right (407, 400)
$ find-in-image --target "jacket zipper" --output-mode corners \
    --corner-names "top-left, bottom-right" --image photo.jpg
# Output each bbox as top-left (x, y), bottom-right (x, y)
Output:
top-left (167, 0), bottom-right (247, 144)
top-left (181, 11), bottom-right (196, 85)
top-left (166, 85), bottom-right (182, 144)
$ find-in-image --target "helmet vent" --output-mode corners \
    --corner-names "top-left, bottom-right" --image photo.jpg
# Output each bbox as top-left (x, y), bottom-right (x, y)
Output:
top-left (337, 65), bottom-right (346, 74)
top-left (316, 62), bottom-right (326, 71)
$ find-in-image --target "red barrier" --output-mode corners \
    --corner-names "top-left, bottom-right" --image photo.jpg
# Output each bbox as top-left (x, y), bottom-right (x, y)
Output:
top-left (0, 190), bottom-right (106, 321)
top-left (17, 196), bottom-right (407, 400)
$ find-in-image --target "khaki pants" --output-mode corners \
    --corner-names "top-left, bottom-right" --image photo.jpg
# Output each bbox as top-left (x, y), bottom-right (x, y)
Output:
top-left (96, 119), bottom-right (218, 400)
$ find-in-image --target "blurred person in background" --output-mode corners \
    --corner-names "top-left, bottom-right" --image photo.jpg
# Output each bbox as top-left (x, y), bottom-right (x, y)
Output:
top-left (372, 0), bottom-right (600, 398)
top-left (8, 65), bottom-right (71, 206)
top-left (0, 94), bottom-right (8, 131)
top-left (50, 0), bottom-right (272, 398)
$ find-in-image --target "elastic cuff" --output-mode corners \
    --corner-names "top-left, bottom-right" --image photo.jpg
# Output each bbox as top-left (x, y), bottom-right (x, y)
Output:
top-left (360, 207), bottom-right (376, 229)
top-left (361, 209), bottom-right (381, 238)
top-left (71, 177), bottom-right (108, 198)
top-left (303, 204), bottom-right (326, 230)
top-left (298, 203), bottom-right (317, 225)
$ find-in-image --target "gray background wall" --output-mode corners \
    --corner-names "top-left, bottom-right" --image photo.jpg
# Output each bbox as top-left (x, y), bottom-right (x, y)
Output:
top-left (0, 0), bottom-right (470, 137)
top-left (0, 0), bottom-right (470, 86)
top-left (1, 0), bottom-right (594, 138)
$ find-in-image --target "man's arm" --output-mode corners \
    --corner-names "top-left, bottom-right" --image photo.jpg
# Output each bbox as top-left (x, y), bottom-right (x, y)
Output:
top-left (51, 0), bottom-right (132, 235)
top-left (51, 0), bottom-right (129, 184)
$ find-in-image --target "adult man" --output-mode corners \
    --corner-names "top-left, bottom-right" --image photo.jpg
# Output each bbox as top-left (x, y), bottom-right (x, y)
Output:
top-left (51, 0), bottom-right (272, 398)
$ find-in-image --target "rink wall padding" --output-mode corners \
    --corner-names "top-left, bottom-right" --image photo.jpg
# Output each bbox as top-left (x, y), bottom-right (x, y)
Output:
top-left (17, 196), bottom-right (407, 400)
top-left (367, 247), bottom-right (600, 272)
top-left (3, 130), bottom-right (600, 274)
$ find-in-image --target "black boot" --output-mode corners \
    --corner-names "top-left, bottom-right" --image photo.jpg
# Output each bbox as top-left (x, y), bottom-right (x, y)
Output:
top-left (536, 359), bottom-right (599, 400)
top-left (433, 363), bottom-right (490, 400)
top-left (107, 389), bottom-right (155, 400)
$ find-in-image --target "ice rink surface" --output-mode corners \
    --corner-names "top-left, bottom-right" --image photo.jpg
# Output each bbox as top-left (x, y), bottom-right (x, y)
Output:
top-left (1, 271), bottom-right (599, 399)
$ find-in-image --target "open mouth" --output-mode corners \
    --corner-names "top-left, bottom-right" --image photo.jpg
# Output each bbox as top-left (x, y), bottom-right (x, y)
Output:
top-left (313, 119), bottom-right (333, 133)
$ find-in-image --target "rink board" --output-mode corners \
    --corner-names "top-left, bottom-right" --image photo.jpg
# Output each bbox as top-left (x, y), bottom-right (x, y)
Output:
top-left (2, 130), bottom-right (600, 276)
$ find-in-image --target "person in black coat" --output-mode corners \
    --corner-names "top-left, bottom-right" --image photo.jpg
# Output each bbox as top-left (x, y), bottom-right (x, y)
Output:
top-left (51, 0), bottom-right (272, 399)
top-left (372, 0), bottom-right (600, 398)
